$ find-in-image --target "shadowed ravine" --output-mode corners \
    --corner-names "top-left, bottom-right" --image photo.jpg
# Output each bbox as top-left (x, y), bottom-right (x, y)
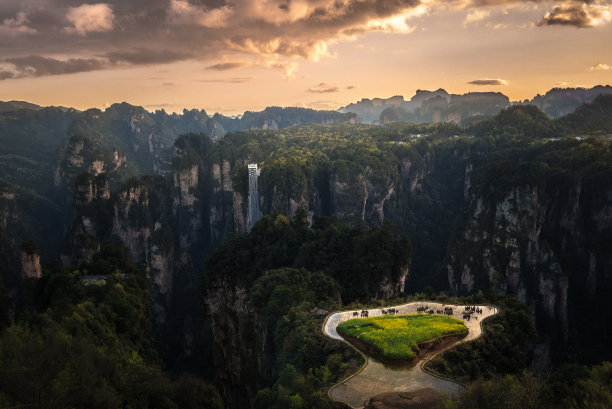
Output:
top-left (323, 302), bottom-right (498, 408)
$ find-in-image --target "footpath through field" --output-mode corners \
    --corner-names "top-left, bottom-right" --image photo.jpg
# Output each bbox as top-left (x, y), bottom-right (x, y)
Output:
top-left (323, 302), bottom-right (498, 408)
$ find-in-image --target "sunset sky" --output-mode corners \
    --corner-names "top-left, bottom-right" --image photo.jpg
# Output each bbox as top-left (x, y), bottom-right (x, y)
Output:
top-left (1, 0), bottom-right (611, 115)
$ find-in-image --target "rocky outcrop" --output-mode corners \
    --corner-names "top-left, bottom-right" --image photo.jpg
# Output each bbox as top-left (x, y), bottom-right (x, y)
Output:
top-left (232, 192), bottom-right (247, 233)
top-left (0, 182), bottom-right (62, 285)
top-left (377, 266), bottom-right (409, 298)
top-left (19, 245), bottom-right (41, 279)
top-left (365, 168), bottom-right (395, 223)
top-left (210, 159), bottom-right (248, 238)
top-left (75, 173), bottom-right (110, 206)
top-left (174, 165), bottom-right (199, 208)
top-left (0, 188), bottom-right (17, 232)
top-left (112, 182), bottom-right (151, 263)
top-left (55, 136), bottom-right (130, 191)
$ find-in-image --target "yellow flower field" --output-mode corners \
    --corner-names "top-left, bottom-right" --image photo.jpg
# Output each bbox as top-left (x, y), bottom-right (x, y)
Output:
top-left (337, 314), bottom-right (468, 360)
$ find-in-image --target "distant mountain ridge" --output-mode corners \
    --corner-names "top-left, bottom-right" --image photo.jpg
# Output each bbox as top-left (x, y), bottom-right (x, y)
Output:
top-left (0, 100), bottom-right (42, 113)
top-left (527, 85), bottom-right (612, 118)
top-left (3, 84), bottom-right (610, 132)
top-left (339, 85), bottom-right (612, 125)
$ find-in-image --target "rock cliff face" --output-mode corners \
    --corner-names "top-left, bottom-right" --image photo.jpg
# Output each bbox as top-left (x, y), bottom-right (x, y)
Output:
top-left (0, 189), bottom-right (17, 233)
top-left (60, 135), bottom-right (249, 327)
top-left (55, 135), bottom-right (132, 190)
top-left (210, 159), bottom-right (248, 238)
top-left (20, 249), bottom-right (41, 279)
top-left (447, 176), bottom-right (612, 365)
top-left (376, 266), bottom-right (409, 298)
top-left (204, 279), bottom-right (258, 409)
top-left (63, 173), bottom-right (177, 322)
top-left (112, 182), bottom-right (152, 265)
top-left (258, 164), bottom-right (399, 226)
top-left (0, 183), bottom-right (62, 290)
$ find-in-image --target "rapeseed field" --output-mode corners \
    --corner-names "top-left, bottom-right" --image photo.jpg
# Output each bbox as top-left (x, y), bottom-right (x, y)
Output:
top-left (337, 314), bottom-right (468, 360)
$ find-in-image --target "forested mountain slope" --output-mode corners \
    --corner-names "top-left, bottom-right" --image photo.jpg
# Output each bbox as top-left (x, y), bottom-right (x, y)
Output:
top-left (0, 243), bottom-right (223, 409)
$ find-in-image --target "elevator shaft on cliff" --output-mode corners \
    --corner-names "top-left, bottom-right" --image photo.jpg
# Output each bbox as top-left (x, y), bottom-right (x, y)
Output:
top-left (247, 164), bottom-right (261, 230)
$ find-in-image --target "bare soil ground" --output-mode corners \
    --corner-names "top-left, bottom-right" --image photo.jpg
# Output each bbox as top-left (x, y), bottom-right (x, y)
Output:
top-left (364, 388), bottom-right (445, 409)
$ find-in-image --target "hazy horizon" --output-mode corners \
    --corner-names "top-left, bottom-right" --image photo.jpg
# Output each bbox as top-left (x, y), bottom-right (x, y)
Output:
top-left (4, 83), bottom-right (612, 118)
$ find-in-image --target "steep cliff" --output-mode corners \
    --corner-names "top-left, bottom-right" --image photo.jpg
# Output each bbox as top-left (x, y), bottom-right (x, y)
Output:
top-left (447, 149), bottom-right (612, 365)
top-left (61, 173), bottom-right (112, 265)
top-left (19, 241), bottom-right (41, 279)
top-left (55, 135), bottom-right (135, 190)
top-left (0, 182), bottom-right (61, 286)
top-left (0, 183), bottom-right (61, 326)
top-left (210, 159), bottom-right (247, 239)
top-left (204, 277), bottom-right (258, 409)
top-left (384, 136), bottom-right (470, 289)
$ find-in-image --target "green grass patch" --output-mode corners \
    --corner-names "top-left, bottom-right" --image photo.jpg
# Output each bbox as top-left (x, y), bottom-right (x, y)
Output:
top-left (337, 314), bottom-right (468, 361)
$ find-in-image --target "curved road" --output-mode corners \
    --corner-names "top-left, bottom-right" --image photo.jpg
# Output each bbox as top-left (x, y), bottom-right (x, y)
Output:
top-left (323, 302), bottom-right (498, 408)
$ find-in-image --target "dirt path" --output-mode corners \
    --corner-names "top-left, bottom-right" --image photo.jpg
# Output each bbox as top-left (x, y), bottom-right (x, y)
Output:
top-left (323, 302), bottom-right (498, 408)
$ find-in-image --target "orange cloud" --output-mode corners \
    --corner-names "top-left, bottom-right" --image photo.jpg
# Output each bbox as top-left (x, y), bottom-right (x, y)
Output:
top-left (64, 3), bottom-right (114, 35)
top-left (539, 2), bottom-right (612, 28)
top-left (590, 63), bottom-right (611, 71)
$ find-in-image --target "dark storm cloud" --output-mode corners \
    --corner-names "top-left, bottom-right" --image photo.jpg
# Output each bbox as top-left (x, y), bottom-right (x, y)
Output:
top-left (468, 78), bottom-right (508, 85)
top-left (4, 55), bottom-right (108, 77)
top-left (206, 62), bottom-right (248, 71)
top-left (105, 49), bottom-right (194, 65)
top-left (187, 0), bottom-right (229, 7)
top-left (1, 0), bottom-right (611, 80)
top-left (0, 70), bottom-right (14, 80)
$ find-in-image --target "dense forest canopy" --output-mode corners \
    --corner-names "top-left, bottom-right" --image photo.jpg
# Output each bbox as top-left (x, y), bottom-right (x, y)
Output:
top-left (0, 244), bottom-right (222, 409)
top-left (204, 212), bottom-right (412, 303)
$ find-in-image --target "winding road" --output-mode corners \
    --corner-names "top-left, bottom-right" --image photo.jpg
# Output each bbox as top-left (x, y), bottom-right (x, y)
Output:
top-left (323, 302), bottom-right (498, 408)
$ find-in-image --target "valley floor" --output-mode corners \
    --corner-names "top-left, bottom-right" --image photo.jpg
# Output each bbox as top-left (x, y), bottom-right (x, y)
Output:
top-left (323, 302), bottom-right (498, 408)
